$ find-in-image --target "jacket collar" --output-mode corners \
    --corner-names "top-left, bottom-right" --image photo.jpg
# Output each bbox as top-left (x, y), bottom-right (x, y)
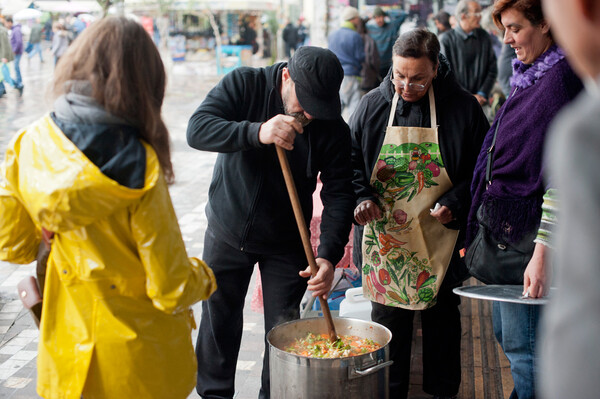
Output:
top-left (455, 25), bottom-right (474, 40)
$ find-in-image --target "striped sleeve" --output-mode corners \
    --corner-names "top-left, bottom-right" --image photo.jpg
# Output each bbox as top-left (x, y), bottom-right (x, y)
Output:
top-left (535, 189), bottom-right (558, 248)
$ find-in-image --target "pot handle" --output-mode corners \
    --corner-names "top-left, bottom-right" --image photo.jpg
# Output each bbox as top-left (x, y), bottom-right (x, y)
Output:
top-left (349, 360), bottom-right (394, 379)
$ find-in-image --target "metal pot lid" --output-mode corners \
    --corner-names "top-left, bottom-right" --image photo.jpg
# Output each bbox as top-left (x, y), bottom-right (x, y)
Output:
top-left (453, 285), bottom-right (556, 305)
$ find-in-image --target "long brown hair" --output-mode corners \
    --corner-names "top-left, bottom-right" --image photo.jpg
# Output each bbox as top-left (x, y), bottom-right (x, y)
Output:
top-left (52, 16), bottom-right (174, 183)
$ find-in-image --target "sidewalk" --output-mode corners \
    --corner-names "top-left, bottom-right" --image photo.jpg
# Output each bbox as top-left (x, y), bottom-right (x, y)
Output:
top-left (0, 48), bottom-right (269, 399)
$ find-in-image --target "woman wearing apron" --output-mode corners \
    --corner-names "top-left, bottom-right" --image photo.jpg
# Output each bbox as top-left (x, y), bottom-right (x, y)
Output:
top-left (350, 29), bottom-right (489, 398)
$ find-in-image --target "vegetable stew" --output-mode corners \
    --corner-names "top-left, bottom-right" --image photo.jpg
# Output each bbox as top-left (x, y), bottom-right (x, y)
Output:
top-left (285, 333), bottom-right (381, 358)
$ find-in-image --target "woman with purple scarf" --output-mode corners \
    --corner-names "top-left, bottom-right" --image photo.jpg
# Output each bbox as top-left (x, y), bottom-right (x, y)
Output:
top-left (466, 0), bottom-right (582, 398)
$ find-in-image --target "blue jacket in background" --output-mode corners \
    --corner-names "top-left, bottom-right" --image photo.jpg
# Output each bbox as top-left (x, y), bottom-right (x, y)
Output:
top-left (328, 25), bottom-right (365, 77)
top-left (368, 11), bottom-right (406, 73)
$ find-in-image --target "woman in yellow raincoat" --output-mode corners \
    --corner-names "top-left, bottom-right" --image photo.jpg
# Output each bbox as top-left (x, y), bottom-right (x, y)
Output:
top-left (0, 17), bottom-right (216, 399)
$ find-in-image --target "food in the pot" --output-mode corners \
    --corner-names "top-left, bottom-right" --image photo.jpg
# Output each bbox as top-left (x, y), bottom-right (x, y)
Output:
top-left (285, 333), bottom-right (381, 358)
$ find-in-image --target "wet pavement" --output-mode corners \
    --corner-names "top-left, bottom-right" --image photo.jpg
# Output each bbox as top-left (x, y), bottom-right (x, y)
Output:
top-left (0, 47), bottom-right (268, 399)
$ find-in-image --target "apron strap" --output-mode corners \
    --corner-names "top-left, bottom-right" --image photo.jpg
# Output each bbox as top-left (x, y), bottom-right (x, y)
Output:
top-left (387, 88), bottom-right (437, 128)
top-left (387, 92), bottom-right (399, 127)
top-left (428, 86), bottom-right (437, 128)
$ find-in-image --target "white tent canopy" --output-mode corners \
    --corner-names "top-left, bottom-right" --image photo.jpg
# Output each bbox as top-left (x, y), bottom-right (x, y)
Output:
top-left (0, 0), bottom-right (34, 16)
top-left (12, 7), bottom-right (42, 20)
top-left (34, 0), bottom-right (101, 13)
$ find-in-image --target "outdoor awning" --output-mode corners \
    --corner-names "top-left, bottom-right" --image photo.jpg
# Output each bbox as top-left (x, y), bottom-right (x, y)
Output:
top-left (124, 0), bottom-right (279, 12)
top-left (0, 0), bottom-right (34, 16)
top-left (34, 0), bottom-right (101, 13)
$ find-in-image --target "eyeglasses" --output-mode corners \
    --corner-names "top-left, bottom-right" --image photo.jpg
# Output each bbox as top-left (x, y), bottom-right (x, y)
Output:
top-left (468, 12), bottom-right (482, 17)
top-left (390, 76), bottom-right (429, 92)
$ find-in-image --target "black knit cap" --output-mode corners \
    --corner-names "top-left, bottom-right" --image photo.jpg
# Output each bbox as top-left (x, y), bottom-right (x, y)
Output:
top-left (287, 46), bottom-right (343, 120)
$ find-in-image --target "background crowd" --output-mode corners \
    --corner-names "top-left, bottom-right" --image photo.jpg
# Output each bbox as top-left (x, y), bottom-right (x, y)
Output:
top-left (1, 0), bottom-right (599, 398)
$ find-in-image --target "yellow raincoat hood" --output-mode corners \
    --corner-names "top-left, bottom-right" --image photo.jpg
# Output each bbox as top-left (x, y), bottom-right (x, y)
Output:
top-left (0, 115), bottom-right (216, 399)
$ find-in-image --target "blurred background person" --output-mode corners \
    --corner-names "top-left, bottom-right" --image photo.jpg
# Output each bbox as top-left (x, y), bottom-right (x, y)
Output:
top-left (440, 0), bottom-right (497, 108)
top-left (282, 18), bottom-right (298, 58)
top-left (357, 17), bottom-right (380, 96)
top-left (0, 16), bottom-right (216, 398)
top-left (51, 21), bottom-right (69, 66)
top-left (433, 10), bottom-right (452, 37)
top-left (540, 0), bottom-right (600, 398)
top-left (328, 6), bottom-right (365, 121)
top-left (0, 16), bottom-right (15, 98)
top-left (4, 17), bottom-right (24, 95)
top-left (297, 16), bottom-right (308, 48)
top-left (466, 1), bottom-right (583, 398)
top-left (28, 18), bottom-right (44, 63)
top-left (368, 6), bottom-right (407, 80)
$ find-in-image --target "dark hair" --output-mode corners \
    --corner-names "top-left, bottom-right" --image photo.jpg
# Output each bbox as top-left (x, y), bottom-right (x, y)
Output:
top-left (5, 16), bottom-right (13, 24)
top-left (492, 0), bottom-right (549, 35)
top-left (52, 17), bottom-right (174, 183)
top-left (433, 11), bottom-right (451, 31)
top-left (392, 29), bottom-right (440, 67)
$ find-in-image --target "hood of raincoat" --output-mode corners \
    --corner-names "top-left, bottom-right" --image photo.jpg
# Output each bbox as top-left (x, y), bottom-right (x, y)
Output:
top-left (4, 84), bottom-right (157, 234)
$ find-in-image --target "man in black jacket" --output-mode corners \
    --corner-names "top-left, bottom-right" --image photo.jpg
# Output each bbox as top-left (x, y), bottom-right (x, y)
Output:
top-left (439, 0), bottom-right (497, 106)
top-left (187, 46), bottom-right (354, 399)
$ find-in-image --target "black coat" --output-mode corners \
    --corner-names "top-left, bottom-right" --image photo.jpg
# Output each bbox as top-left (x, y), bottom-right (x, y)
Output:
top-left (440, 26), bottom-right (498, 98)
top-left (187, 63), bottom-right (354, 263)
top-left (350, 55), bottom-right (489, 243)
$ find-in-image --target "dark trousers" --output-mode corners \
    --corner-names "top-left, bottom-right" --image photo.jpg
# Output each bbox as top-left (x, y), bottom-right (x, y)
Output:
top-left (196, 227), bottom-right (308, 399)
top-left (371, 283), bottom-right (462, 398)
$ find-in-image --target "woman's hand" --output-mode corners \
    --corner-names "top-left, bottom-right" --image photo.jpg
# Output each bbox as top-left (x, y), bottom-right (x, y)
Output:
top-left (523, 243), bottom-right (552, 298)
top-left (430, 205), bottom-right (454, 224)
top-left (299, 258), bottom-right (334, 299)
top-left (354, 200), bottom-right (382, 225)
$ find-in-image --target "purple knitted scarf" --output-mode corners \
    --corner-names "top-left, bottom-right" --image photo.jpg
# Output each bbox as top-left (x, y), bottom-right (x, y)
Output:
top-left (467, 45), bottom-right (567, 244)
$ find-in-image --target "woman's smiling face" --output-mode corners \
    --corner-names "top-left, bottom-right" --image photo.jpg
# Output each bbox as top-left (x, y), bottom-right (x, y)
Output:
top-left (501, 7), bottom-right (552, 65)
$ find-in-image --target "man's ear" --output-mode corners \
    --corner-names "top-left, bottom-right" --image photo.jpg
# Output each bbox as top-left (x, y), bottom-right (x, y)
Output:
top-left (580, 0), bottom-right (600, 22)
top-left (282, 67), bottom-right (290, 81)
top-left (540, 19), bottom-right (550, 36)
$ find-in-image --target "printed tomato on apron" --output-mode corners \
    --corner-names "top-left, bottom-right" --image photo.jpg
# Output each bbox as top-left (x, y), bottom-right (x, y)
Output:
top-left (362, 87), bottom-right (458, 310)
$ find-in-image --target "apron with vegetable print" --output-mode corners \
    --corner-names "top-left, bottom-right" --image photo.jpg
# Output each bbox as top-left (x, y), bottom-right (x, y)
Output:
top-left (362, 88), bottom-right (459, 310)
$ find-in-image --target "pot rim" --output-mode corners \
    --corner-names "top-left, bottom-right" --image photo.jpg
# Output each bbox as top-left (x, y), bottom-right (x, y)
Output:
top-left (267, 317), bottom-right (392, 361)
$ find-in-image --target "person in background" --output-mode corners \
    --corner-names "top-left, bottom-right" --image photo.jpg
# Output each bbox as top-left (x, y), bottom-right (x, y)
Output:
top-left (0, 17), bottom-right (216, 399)
top-left (351, 29), bottom-right (488, 399)
top-left (433, 11), bottom-right (452, 36)
top-left (481, 5), bottom-right (503, 59)
top-left (368, 6), bottom-right (407, 80)
top-left (186, 46), bottom-right (354, 399)
top-left (71, 15), bottom-right (86, 39)
top-left (4, 17), bottom-right (24, 95)
top-left (297, 16), bottom-right (308, 48)
top-left (466, 1), bottom-right (583, 398)
top-left (539, 0), bottom-right (600, 398)
top-left (44, 18), bottom-right (52, 41)
top-left (282, 19), bottom-right (298, 58)
top-left (497, 42), bottom-right (517, 97)
top-left (28, 18), bottom-right (44, 63)
top-left (262, 22), bottom-right (271, 59)
top-left (328, 6), bottom-right (365, 121)
top-left (357, 17), bottom-right (380, 96)
top-left (51, 21), bottom-right (69, 65)
top-left (0, 18), bottom-right (15, 98)
top-left (439, 0), bottom-right (497, 108)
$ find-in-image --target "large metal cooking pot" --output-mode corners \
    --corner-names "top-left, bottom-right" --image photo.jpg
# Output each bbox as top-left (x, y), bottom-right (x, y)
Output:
top-left (267, 317), bottom-right (393, 398)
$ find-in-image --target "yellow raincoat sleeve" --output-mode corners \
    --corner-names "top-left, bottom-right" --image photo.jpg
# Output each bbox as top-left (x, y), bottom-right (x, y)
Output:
top-left (0, 144), bottom-right (40, 264)
top-left (130, 172), bottom-right (216, 314)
